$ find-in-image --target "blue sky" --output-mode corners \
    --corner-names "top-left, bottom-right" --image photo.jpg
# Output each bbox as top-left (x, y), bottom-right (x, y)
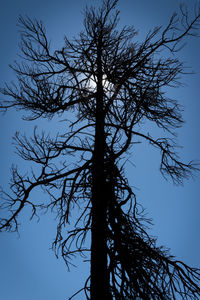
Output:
top-left (0, 1), bottom-right (200, 299)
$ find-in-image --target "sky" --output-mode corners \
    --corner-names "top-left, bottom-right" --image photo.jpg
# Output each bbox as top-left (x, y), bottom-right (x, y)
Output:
top-left (0, 0), bottom-right (200, 299)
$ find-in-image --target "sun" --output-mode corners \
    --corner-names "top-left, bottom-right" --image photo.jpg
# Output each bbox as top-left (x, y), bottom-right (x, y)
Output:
top-left (86, 74), bottom-right (112, 92)
top-left (87, 75), bottom-right (97, 90)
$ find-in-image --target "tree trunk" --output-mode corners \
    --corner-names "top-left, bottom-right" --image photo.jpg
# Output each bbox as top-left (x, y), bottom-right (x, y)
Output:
top-left (90, 41), bottom-right (111, 299)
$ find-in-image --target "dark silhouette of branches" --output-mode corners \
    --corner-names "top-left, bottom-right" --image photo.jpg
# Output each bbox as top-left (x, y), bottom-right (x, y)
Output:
top-left (1, 0), bottom-right (200, 298)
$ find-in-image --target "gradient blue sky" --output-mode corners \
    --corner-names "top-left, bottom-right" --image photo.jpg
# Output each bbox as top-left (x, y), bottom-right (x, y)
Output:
top-left (0, 1), bottom-right (200, 299)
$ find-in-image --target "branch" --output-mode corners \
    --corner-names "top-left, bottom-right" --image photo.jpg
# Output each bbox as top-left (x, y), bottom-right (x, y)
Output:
top-left (0, 160), bottom-right (91, 232)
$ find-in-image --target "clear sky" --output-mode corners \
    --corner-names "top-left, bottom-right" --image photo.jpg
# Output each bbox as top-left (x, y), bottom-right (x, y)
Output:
top-left (0, 1), bottom-right (200, 299)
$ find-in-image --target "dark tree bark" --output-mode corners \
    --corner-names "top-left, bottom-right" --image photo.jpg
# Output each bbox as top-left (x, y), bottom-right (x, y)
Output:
top-left (1, 0), bottom-right (200, 299)
top-left (91, 41), bottom-right (110, 299)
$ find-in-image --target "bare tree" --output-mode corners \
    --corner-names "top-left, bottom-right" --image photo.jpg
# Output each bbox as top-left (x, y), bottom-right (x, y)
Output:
top-left (1, 0), bottom-right (200, 299)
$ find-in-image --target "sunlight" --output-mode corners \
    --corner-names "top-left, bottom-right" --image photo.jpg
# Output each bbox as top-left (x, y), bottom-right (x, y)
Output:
top-left (86, 74), bottom-right (113, 92)
top-left (87, 75), bottom-right (97, 90)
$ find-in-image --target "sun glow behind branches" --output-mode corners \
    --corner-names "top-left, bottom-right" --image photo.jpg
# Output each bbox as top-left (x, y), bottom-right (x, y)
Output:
top-left (86, 74), bottom-right (113, 92)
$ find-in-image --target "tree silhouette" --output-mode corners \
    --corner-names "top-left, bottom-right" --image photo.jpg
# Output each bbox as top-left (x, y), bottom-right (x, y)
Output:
top-left (0, 0), bottom-right (200, 299)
